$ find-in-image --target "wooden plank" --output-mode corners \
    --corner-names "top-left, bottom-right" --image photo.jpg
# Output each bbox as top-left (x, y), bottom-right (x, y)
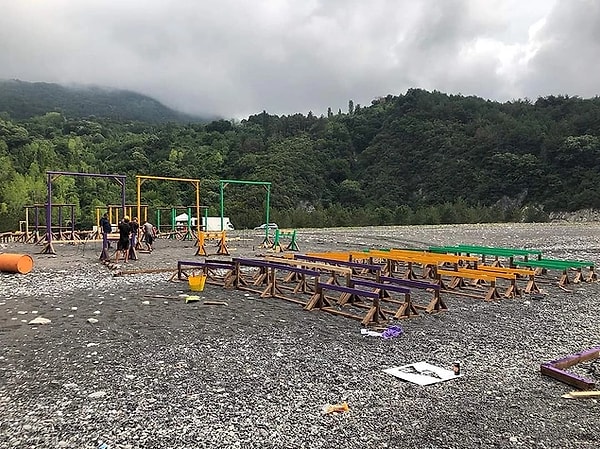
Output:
top-left (457, 267), bottom-right (516, 280)
top-left (263, 256), bottom-right (352, 275)
top-left (437, 269), bottom-right (497, 281)
top-left (379, 275), bottom-right (440, 291)
top-left (233, 257), bottom-right (321, 277)
top-left (318, 282), bottom-right (379, 299)
top-left (352, 278), bottom-right (410, 295)
top-left (477, 265), bottom-right (536, 277)
top-left (296, 254), bottom-right (382, 271)
top-left (540, 364), bottom-right (596, 391)
top-left (562, 391), bottom-right (600, 399)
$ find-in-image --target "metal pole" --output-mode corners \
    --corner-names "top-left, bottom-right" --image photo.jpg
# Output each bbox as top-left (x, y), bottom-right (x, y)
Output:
top-left (195, 181), bottom-right (201, 236)
top-left (137, 177), bottom-right (141, 227)
top-left (120, 178), bottom-right (126, 219)
top-left (46, 174), bottom-right (52, 246)
top-left (219, 181), bottom-right (224, 232)
top-left (265, 185), bottom-right (271, 242)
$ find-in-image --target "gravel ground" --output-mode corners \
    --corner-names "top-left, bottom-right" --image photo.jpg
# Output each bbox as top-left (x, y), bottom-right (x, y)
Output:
top-left (1, 223), bottom-right (599, 449)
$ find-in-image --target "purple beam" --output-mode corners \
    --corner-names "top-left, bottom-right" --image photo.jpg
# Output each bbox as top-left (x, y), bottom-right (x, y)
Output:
top-left (295, 254), bottom-right (382, 271)
top-left (316, 280), bottom-right (380, 299)
top-left (379, 275), bottom-right (441, 291)
top-left (233, 257), bottom-right (321, 277)
top-left (540, 347), bottom-right (600, 390)
top-left (46, 175), bottom-right (52, 245)
top-left (352, 278), bottom-right (411, 295)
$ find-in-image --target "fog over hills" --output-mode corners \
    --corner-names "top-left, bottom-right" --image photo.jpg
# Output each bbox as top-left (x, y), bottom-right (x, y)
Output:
top-left (0, 79), bottom-right (213, 123)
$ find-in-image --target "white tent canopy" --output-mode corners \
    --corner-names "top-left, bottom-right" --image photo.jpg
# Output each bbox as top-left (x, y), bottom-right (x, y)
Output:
top-left (175, 213), bottom-right (197, 225)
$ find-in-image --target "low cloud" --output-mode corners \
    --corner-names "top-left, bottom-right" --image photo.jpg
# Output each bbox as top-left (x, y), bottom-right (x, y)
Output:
top-left (2, 0), bottom-right (595, 119)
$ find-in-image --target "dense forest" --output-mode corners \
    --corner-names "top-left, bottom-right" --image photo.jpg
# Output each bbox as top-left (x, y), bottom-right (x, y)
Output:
top-left (1, 81), bottom-right (600, 232)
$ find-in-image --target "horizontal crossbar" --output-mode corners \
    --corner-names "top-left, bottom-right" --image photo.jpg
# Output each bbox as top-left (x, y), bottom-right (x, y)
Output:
top-left (296, 254), bottom-right (382, 271)
top-left (379, 275), bottom-right (440, 291)
top-left (352, 278), bottom-right (410, 294)
top-left (317, 281), bottom-right (379, 299)
top-left (233, 257), bottom-right (320, 277)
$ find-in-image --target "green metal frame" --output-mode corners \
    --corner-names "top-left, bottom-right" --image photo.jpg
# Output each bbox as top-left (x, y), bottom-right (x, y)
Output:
top-left (219, 179), bottom-right (271, 242)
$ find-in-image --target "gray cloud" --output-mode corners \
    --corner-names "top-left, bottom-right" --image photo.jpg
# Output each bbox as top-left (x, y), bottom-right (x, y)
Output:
top-left (2, 0), bottom-right (594, 119)
top-left (520, 0), bottom-right (600, 99)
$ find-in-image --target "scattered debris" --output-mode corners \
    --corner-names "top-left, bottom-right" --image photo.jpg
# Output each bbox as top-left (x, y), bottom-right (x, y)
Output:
top-left (203, 300), bottom-right (228, 306)
top-left (88, 391), bottom-right (107, 398)
top-left (452, 361), bottom-right (461, 375)
top-left (562, 390), bottom-right (600, 399)
top-left (361, 324), bottom-right (403, 339)
top-left (115, 267), bottom-right (177, 277)
top-left (87, 318), bottom-right (99, 324)
top-left (28, 316), bottom-right (51, 325)
top-left (382, 325), bottom-right (403, 339)
top-left (361, 329), bottom-right (383, 337)
top-left (185, 295), bottom-right (200, 303)
top-left (322, 402), bottom-right (349, 414)
top-left (384, 362), bottom-right (463, 386)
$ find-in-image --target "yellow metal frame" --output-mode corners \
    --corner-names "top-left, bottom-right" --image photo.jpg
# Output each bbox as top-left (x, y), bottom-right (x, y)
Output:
top-left (136, 175), bottom-right (202, 238)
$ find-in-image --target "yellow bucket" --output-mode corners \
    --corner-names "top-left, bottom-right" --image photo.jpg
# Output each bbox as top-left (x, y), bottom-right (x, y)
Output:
top-left (188, 274), bottom-right (207, 292)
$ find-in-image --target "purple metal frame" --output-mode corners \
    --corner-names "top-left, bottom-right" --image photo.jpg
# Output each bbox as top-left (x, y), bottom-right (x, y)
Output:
top-left (43, 171), bottom-right (126, 255)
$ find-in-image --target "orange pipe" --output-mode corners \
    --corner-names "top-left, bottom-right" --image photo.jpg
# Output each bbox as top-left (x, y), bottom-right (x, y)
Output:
top-left (0, 253), bottom-right (34, 274)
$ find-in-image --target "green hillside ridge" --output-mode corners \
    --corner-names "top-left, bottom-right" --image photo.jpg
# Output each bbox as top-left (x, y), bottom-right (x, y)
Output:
top-left (1, 87), bottom-right (600, 231)
top-left (0, 79), bottom-right (209, 123)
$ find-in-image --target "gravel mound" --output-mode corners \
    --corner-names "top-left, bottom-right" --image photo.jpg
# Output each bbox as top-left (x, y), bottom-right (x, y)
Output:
top-left (1, 223), bottom-right (599, 449)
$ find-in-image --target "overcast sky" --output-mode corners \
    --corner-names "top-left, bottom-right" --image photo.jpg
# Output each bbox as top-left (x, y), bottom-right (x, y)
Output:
top-left (1, 0), bottom-right (598, 119)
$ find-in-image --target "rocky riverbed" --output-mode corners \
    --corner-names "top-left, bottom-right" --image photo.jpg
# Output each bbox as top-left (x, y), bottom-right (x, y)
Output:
top-left (1, 223), bottom-right (599, 449)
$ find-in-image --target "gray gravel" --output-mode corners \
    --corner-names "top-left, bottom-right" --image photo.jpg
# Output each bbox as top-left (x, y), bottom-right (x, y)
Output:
top-left (1, 223), bottom-right (599, 449)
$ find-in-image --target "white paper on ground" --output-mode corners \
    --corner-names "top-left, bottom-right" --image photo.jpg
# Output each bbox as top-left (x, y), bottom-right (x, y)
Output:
top-left (384, 361), bottom-right (463, 385)
top-left (361, 329), bottom-right (383, 337)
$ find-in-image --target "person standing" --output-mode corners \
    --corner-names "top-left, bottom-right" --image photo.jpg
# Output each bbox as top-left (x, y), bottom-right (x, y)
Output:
top-left (130, 217), bottom-right (140, 249)
top-left (99, 212), bottom-right (113, 249)
top-left (115, 216), bottom-right (131, 263)
top-left (142, 219), bottom-right (155, 252)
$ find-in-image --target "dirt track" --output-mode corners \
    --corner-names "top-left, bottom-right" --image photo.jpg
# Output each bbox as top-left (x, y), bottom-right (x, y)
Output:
top-left (1, 223), bottom-right (599, 448)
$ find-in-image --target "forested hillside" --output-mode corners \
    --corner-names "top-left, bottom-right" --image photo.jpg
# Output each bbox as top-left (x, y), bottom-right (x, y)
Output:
top-left (1, 87), bottom-right (600, 231)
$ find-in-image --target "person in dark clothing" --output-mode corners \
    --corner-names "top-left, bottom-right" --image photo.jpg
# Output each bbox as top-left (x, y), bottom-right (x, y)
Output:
top-left (116, 216), bottom-right (131, 263)
top-left (99, 212), bottom-right (113, 249)
top-left (130, 217), bottom-right (140, 249)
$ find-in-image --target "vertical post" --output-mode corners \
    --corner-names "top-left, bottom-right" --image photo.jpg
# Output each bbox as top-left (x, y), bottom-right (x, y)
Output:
top-left (58, 206), bottom-right (63, 237)
top-left (42, 174), bottom-right (56, 254)
top-left (120, 178), bottom-right (126, 221)
top-left (136, 176), bottom-right (141, 232)
top-left (219, 181), bottom-right (225, 232)
top-left (46, 174), bottom-right (52, 244)
top-left (186, 206), bottom-right (192, 241)
top-left (195, 181), bottom-right (201, 236)
top-left (265, 184), bottom-right (271, 243)
top-left (171, 208), bottom-right (176, 232)
top-left (25, 207), bottom-right (29, 240)
top-left (70, 204), bottom-right (75, 237)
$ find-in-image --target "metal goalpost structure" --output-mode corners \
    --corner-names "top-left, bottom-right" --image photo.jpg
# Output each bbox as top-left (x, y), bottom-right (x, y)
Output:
top-left (136, 175), bottom-right (202, 241)
top-left (219, 179), bottom-right (271, 243)
top-left (43, 171), bottom-right (126, 255)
